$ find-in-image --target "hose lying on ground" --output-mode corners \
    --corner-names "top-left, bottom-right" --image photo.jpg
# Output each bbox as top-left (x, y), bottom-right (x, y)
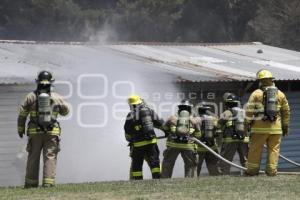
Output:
top-left (189, 137), bottom-right (248, 171)
top-left (188, 137), bottom-right (300, 175)
top-left (157, 136), bottom-right (300, 175)
top-left (263, 145), bottom-right (300, 168)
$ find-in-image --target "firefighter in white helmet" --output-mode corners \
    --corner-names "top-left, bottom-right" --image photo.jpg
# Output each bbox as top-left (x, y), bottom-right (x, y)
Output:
top-left (18, 71), bottom-right (70, 188)
top-left (245, 69), bottom-right (290, 176)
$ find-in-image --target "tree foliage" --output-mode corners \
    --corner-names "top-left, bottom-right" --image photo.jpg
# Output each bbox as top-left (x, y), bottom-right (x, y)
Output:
top-left (245, 0), bottom-right (300, 50)
top-left (0, 0), bottom-right (299, 50)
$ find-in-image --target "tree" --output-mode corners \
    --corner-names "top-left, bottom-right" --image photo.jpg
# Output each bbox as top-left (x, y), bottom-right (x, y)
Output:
top-left (0, 0), bottom-right (33, 39)
top-left (177, 0), bottom-right (230, 42)
top-left (217, 0), bottom-right (259, 41)
top-left (245, 0), bottom-right (300, 50)
top-left (107, 0), bottom-right (185, 42)
top-left (29, 0), bottom-right (83, 41)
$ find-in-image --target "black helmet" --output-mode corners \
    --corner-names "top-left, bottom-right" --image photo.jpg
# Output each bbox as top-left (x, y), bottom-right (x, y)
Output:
top-left (198, 101), bottom-right (211, 112)
top-left (36, 71), bottom-right (54, 85)
top-left (178, 99), bottom-right (193, 114)
top-left (224, 93), bottom-right (240, 108)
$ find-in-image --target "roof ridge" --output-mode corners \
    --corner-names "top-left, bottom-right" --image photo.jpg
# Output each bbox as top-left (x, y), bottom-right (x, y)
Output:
top-left (0, 40), bottom-right (258, 46)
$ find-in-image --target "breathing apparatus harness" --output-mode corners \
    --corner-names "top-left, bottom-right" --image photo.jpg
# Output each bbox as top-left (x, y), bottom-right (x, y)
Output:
top-left (262, 85), bottom-right (279, 122)
top-left (224, 94), bottom-right (246, 140)
top-left (131, 103), bottom-right (156, 141)
top-left (169, 100), bottom-right (193, 143)
top-left (198, 103), bottom-right (216, 146)
top-left (230, 107), bottom-right (246, 140)
top-left (200, 114), bottom-right (215, 146)
top-left (35, 86), bottom-right (58, 133)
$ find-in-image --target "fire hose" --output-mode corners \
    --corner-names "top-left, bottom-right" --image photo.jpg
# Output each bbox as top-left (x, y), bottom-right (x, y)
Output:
top-left (263, 145), bottom-right (300, 168)
top-left (157, 136), bottom-right (300, 175)
top-left (190, 137), bottom-right (300, 175)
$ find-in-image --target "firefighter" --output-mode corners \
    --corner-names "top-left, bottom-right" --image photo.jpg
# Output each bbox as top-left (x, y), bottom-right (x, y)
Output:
top-left (245, 69), bottom-right (290, 176)
top-left (18, 71), bottom-right (70, 188)
top-left (161, 100), bottom-right (200, 178)
top-left (196, 101), bottom-right (221, 176)
top-left (124, 94), bottom-right (164, 180)
top-left (127, 99), bottom-right (157, 180)
top-left (218, 93), bottom-right (249, 175)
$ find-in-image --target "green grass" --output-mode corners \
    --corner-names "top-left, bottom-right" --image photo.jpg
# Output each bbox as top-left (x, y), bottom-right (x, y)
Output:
top-left (1, 175), bottom-right (300, 200)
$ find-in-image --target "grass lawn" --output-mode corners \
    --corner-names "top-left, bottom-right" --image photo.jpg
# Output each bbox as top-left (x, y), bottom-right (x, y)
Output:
top-left (1, 175), bottom-right (300, 200)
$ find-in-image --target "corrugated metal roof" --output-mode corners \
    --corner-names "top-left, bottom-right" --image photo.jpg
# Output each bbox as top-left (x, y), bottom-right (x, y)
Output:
top-left (0, 41), bottom-right (299, 84)
top-left (108, 42), bottom-right (300, 81)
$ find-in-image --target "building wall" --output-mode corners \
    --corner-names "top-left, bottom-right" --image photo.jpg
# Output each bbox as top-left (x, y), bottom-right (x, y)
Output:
top-left (0, 85), bottom-right (32, 186)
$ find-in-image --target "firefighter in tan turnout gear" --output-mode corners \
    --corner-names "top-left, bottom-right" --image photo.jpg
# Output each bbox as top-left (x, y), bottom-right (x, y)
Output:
top-left (161, 100), bottom-right (201, 178)
top-left (124, 95), bottom-right (165, 180)
top-left (246, 69), bottom-right (290, 176)
top-left (218, 93), bottom-right (249, 175)
top-left (18, 71), bottom-right (70, 188)
top-left (195, 101), bottom-right (221, 176)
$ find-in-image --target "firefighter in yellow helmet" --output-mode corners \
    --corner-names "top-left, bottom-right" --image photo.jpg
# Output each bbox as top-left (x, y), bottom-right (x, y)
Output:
top-left (18, 71), bottom-right (70, 188)
top-left (218, 93), bottom-right (249, 175)
top-left (124, 94), bottom-right (165, 180)
top-left (128, 98), bottom-right (159, 180)
top-left (245, 69), bottom-right (290, 176)
top-left (161, 100), bottom-right (200, 178)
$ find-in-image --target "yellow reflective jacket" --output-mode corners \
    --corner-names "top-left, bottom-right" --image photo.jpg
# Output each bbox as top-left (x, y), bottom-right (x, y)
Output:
top-left (164, 115), bottom-right (201, 151)
top-left (18, 92), bottom-right (70, 137)
top-left (245, 88), bottom-right (290, 134)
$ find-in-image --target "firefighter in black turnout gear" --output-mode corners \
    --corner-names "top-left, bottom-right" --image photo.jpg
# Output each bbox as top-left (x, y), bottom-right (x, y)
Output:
top-left (218, 93), bottom-right (249, 175)
top-left (195, 101), bottom-right (221, 176)
top-left (124, 95), bottom-right (164, 180)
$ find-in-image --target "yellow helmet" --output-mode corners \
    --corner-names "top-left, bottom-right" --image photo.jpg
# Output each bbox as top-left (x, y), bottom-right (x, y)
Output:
top-left (256, 69), bottom-right (274, 80)
top-left (128, 94), bottom-right (142, 105)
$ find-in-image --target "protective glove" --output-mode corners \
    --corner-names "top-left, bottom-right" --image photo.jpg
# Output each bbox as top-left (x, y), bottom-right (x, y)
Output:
top-left (282, 126), bottom-right (289, 137)
top-left (18, 132), bottom-right (24, 139)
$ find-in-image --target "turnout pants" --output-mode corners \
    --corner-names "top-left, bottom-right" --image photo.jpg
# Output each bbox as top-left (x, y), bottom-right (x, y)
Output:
top-left (161, 147), bottom-right (197, 178)
top-left (197, 149), bottom-right (220, 176)
top-left (129, 157), bottom-right (151, 180)
top-left (246, 133), bottom-right (281, 176)
top-left (25, 134), bottom-right (60, 187)
top-left (131, 144), bottom-right (161, 180)
top-left (219, 142), bottom-right (248, 175)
